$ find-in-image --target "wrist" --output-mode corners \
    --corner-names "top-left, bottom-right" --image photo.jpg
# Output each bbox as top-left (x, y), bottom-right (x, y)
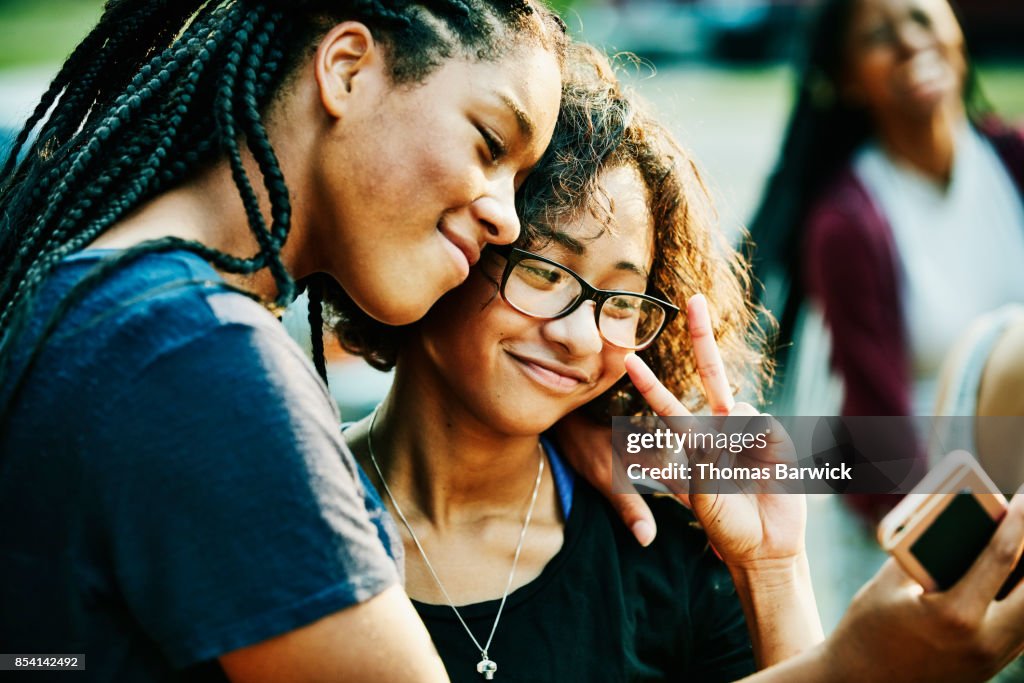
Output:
top-left (728, 550), bottom-right (824, 667)
top-left (727, 552), bottom-right (810, 591)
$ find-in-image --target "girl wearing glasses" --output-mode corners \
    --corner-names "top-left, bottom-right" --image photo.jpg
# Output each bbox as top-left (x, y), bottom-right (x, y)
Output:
top-left (338, 48), bottom-right (822, 682)
top-left (338, 45), bottom-right (1024, 683)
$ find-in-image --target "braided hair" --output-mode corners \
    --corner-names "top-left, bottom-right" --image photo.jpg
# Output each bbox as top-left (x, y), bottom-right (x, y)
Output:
top-left (0, 0), bottom-right (567, 407)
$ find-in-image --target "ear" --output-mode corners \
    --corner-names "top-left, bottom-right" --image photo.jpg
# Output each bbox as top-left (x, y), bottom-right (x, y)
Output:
top-left (314, 22), bottom-right (381, 120)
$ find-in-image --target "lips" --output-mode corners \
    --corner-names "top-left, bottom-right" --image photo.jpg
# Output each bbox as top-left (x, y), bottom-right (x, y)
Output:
top-left (508, 351), bottom-right (591, 394)
top-left (438, 222), bottom-right (482, 276)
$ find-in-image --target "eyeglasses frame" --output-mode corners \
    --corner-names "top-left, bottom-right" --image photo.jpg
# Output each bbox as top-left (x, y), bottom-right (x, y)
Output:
top-left (489, 244), bottom-right (680, 350)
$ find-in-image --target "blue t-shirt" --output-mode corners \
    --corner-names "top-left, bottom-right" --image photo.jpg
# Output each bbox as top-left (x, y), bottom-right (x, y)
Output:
top-left (0, 249), bottom-right (400, 681)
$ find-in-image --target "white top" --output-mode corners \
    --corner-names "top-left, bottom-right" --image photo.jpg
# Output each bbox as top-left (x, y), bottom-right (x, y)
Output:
top-left (853, 125), bottom-right (1024, 415)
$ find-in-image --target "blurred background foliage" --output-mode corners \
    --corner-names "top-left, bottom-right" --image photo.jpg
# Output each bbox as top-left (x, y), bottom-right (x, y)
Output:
top-left (0, 0), bottom-right (1021, 115)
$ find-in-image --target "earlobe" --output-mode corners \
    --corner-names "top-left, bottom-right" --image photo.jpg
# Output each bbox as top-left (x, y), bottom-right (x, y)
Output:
top-left (314, 22), bottom-right (377, 119)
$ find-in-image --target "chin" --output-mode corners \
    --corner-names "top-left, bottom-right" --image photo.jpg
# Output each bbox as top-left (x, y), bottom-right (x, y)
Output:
top-left (507, 397), bottom-right (595, 436)
top-left (376, 303), bottom-right (431, 327)
top-left (355, 290), bottom-right (435, 326)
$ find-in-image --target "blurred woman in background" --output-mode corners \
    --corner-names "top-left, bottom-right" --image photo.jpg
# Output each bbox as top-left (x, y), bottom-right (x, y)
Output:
top-left (750, 0), bottom-right (1024, 422)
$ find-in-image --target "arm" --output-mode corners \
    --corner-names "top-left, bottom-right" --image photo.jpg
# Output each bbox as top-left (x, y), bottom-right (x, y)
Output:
top-left (220, 585), bottom-right (448, 683)
top-left (555, 412), bottom-right (657, 546)
top-left (728, 553), bottom-right (823, 668)
top-left (739, 488), bottom-right (1024, 683)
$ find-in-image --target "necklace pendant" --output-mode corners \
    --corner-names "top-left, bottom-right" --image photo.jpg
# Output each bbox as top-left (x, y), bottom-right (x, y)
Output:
top-left (477, 657), bottom-right (497, 680)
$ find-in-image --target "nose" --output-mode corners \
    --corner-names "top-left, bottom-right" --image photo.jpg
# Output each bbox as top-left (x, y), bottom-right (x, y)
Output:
top-left (541, 301), bottom-right (605, 358)
top-left (469, 174), bottom-right (520, 246)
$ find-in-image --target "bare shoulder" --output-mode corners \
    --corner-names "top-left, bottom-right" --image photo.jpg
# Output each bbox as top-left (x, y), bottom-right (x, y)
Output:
top-left (978, 311), bottom-right (1024, 417)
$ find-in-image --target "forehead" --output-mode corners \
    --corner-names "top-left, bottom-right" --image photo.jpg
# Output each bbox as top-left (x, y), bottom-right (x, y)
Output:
top-left (852, 0), bottom-right (958, 27)
top-left (548, 164), bottom-right (655, 274)
top-left (457, 46), bottom-right (561, 138)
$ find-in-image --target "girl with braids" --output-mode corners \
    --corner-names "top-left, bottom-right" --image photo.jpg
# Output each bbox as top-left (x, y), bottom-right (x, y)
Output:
top-left (0, 0), bottom-right (567, 681)
top-left (340, 45), bottom-right (1024, 683)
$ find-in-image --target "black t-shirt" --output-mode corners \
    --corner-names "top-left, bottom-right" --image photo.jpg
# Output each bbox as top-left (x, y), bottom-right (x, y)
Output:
top-left (413, 476), bottom-right (756, 683)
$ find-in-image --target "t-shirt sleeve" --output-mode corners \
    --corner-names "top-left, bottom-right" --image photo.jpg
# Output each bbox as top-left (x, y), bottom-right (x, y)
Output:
top-left (87, 318), bottom-right (399, 668)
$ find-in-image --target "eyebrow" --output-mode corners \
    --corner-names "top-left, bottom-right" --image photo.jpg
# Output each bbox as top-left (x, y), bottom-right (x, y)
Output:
top-left (615, 260), bottom-right (648, 278)
top-left (499, 93), bottom-right (536, 139)
top-left (547, 230), bottom-right (650, 279)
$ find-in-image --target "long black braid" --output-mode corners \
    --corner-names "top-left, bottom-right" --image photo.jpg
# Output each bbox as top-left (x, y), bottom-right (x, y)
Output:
top-left (0, 0), bottom-right (566, 409)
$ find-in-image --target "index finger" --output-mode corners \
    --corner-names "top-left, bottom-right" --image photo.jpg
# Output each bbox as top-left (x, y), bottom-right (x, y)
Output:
top-left (624, 353), bottom-right (692, 418)
top-left (687, 293), bottom-right (734, 416)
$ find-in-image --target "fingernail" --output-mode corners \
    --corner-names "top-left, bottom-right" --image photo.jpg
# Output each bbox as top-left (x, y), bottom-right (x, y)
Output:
top-left (632, 520), bottom-right (656, 547)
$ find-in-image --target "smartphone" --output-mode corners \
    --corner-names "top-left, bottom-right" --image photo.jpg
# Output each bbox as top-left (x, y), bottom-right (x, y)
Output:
top-left (878, 450), bottom-right (1022, 598)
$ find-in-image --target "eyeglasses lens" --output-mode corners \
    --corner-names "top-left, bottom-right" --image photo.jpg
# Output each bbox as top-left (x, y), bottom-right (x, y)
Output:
top-left (504, 257), bottom-right (666, 350)
top-left (504, 257), bottom-right (582, 317)
top-left (600, 296), bottom-right (666, 349)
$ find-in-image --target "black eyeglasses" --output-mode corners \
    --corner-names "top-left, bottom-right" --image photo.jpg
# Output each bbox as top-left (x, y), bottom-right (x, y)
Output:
top-left (490, 245), bottom-right (679, 350)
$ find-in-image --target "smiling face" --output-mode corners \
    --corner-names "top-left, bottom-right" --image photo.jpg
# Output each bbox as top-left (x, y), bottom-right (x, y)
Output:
top-left (842, 0), bottom-right (966, 122)
top-left (405, 164), bottom-right (655, 435)
top-left (314, 41), bottom-right (561, 326)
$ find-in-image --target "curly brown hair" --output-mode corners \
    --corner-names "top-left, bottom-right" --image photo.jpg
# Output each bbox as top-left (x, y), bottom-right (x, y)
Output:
top-left (326, 43), bottom-right (772, 417)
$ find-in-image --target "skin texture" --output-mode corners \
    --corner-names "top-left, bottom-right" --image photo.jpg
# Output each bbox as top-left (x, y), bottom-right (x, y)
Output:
top-left (218, 586), bottom-right (449, 683)
top-left (412, 164), bottom-right (654, 438)
top-left (91, 23), bottom-right (562, 326)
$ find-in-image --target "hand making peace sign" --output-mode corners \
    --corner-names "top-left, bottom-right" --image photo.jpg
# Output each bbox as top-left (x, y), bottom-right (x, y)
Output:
top-left (560, 293), bottom-right (806, 568)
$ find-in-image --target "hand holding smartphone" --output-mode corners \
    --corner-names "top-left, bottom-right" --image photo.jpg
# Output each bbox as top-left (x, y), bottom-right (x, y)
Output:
top-left (878, 450), bottom-right (1024, 598)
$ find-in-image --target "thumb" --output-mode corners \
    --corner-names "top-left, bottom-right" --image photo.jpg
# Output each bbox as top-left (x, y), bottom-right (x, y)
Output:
top-left (615, 491), bottom-right (657, 547)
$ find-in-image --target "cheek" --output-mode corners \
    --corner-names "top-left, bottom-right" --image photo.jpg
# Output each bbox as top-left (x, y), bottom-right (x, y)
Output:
top-left (857, 48), bottom-right (896, 82)
top-left (593, 348), bottom-right (631, 395)
top-left (847, 49), bottom-right (897, 103)
top-left (421, 278), bottom-right (508, 348)
top-left (403, 108), bottom-right (482, 207)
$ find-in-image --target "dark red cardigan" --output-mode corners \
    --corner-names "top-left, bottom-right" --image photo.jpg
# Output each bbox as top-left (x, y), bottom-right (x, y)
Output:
top-left (802, 120), bottom-right (1024, 417)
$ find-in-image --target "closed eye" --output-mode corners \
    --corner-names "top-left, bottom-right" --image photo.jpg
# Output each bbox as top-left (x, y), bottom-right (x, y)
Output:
top-left (909, 8), bottom-right (932, 29)
top-left (477, 125), bottom-right (507, 165)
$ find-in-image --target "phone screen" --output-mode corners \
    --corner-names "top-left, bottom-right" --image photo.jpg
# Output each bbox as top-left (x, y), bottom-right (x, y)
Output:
top-left (910, 493), bottom-right (997, 591)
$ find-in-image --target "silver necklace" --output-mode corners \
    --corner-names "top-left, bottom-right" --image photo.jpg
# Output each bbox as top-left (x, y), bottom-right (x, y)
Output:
top-left (366, 407), bottom-right (545, 681)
